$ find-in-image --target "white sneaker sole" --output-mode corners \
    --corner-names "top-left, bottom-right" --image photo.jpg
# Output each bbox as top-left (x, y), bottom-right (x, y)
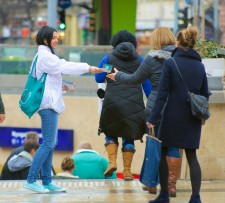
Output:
top-left (47, 188), bottom-right (67, 193)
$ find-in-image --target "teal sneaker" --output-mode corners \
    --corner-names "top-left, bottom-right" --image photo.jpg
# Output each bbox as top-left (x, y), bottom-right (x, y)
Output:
top-left (43, 182), bottom-right (67, 192)
top-left (23, 181), bottom-right (49, 193)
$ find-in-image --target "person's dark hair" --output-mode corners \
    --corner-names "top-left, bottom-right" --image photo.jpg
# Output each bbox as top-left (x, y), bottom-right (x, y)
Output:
top-left (176, 26), bottom-right (198, 49)
top-left (61, 157), bottom-right (74, 171)
top-left (110, 30), bottom-right (137, 48)
top-left (36, 26), bottom-right (57, 54)
top-left (24, 141), bottom-right (39, 153)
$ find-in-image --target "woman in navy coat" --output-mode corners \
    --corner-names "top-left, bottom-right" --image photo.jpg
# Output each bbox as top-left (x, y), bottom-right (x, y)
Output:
top-left (147, 27), bottom-right (209, 203)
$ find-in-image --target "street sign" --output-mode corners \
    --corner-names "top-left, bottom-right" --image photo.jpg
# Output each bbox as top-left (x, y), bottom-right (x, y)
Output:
top-left (58, 0), bottom-right (71, 9)
top-left (0, 126), bottom-right (74, 151)
top-left (185, 0), bottom-right (193, 4)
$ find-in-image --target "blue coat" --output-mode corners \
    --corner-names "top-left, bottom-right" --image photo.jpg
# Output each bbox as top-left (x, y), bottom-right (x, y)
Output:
top-left (148, 48), bottom-right (209, 149)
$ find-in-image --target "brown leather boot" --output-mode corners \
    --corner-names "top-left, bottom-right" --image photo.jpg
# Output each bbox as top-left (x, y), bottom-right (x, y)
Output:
top-left (104, 143), bottom-right (118, 177)
top-left (142, 185), bottom-right (157, 194)
top-left (148, 187), bottom-right (157, 194)
top-left (122, 148), bottom-right (135, 181)
top-left (167, 157), bottom-right (182, 197)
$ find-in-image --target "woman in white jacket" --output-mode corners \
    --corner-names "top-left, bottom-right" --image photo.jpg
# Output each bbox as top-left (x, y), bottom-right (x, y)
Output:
top-left (23, 26), bottom-right (102, 193)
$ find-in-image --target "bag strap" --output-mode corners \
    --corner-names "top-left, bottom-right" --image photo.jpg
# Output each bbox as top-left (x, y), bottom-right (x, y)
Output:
top-left (171, 57), bottom-right (190, 94)
top-left (147, 127), bottom-right (162, 142)
top-left (39, 73), bottom-right (47, 83)
top-left (30, 54), bottom-right (47, 82)
top-left (30, 55), bottom-right (38, 77)
top-left (148, 127), bottom-right (156, 137)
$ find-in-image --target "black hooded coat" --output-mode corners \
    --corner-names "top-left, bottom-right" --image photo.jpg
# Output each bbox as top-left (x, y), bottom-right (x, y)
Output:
top-left (99, 42), bottom-right (146, 140)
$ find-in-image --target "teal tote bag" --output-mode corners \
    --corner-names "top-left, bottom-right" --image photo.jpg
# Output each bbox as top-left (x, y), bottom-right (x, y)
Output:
top-left (19, 55), bottom-right (47, 118)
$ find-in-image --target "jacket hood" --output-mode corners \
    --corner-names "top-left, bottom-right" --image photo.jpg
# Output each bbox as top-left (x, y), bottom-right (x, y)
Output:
top-left (112, 42), bottom-right (139, 60)
top-left (172, 47), bottom-right (202, 62)
top-left (75, 149), bottom-right (99, 155)
top-left (148, 45), bottom-right (175, 60)
top-left (8, 151), bottom-right (33, 172)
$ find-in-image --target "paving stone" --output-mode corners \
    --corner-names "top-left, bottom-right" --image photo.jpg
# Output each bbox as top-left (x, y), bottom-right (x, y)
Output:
top-left (0, 179), bottom-right (224, 203)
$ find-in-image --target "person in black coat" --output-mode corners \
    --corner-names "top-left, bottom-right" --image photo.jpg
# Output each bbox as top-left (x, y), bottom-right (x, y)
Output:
top-left (95, 30), bottom-right (149, 181)
top-left (0, 93), bottom-right (5, 123)
top-left (107, 27), bottom-right (181, 196)
top-left (146, 27), bottom-right (209, 203)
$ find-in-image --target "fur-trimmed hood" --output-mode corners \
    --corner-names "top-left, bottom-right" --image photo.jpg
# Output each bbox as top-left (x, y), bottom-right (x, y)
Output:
top-left (148, 45), bottom-right (175, 60)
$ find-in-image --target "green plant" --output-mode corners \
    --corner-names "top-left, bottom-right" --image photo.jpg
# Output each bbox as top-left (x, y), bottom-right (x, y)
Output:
top-left (195, 39), bottom-right (225, 58)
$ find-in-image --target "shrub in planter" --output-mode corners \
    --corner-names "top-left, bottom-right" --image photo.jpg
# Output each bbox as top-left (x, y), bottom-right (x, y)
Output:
top-left (195, 39), bottom-right (225, 58)
top-left (195, 40), bottom-right (225, 91)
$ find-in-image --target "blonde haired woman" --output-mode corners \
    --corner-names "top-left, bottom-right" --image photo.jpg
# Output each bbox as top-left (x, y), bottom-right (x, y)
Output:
top-left (107, 27), bottom-right (181, 197)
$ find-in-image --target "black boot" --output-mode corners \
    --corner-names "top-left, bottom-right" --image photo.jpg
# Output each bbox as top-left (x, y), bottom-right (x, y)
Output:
top-left (189, 194), bottom-right (202, 203)
top-left (149, 191), bottom-right (170, 203)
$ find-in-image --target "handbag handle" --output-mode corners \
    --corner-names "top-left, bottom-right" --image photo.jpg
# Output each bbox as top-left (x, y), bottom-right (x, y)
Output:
top-left (171, 57), bottom-right (190, 95)
top-left (147, 127), bottom-right (162, 142)
top-left (148, 127), bottom-right (156, 137)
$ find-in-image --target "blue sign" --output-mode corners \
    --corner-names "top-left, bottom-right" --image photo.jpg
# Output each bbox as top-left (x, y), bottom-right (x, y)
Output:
top-left (0, 127), bottom-right (74, 151)
top-left (58, 0), bottom-right (71, 9)
top-left (185, 0), bottom-right (193, 4)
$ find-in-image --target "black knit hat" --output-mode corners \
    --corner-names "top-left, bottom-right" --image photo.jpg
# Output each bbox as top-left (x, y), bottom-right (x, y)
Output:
top-left (110, 30), bottom-right (137, 48)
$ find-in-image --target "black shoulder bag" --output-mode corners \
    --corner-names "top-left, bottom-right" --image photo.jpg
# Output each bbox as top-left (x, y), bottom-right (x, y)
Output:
top-left (171, 57), bottom-right (210, 122)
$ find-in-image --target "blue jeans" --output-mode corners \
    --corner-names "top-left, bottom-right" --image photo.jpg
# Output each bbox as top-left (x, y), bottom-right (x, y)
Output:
top-left (167, 147), bottom-right (180, 158)
top-left (27, 109), bottom-right (58, 185)
top-left (105, 136), bottom-right (134, 149)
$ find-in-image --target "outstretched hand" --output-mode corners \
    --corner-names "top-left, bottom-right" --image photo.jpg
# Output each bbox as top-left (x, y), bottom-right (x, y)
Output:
top-left (106, 68), bottom-right (118, 81)
top-left (89, 66), bottom-right (103, 74)
top-left (146, 122), bottom-right (154, 129)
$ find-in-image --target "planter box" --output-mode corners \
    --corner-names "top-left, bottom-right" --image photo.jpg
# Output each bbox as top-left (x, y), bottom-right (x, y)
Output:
top-left (202, 58), bottom-right (225, 77)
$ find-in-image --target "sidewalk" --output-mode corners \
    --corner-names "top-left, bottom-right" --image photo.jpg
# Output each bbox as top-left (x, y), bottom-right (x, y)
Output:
top-left (0, 179), bottom-right (224, 203)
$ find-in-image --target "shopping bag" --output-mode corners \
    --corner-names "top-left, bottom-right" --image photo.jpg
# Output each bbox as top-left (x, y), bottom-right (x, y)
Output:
top-left (19, 55), bottom-right (47, 119)
top-left (139, 127), bottom-right (162, 187)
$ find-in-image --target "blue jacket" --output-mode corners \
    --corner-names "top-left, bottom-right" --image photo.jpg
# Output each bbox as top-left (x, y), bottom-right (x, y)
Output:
top-left (95, 54), bottom-right (152, 98)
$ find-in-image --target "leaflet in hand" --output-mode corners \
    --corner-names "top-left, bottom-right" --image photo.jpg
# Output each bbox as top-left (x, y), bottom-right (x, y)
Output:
top-left (102, 64), bottom-right (113, 73)
top-left (62, 80), bottom-right (76, 92)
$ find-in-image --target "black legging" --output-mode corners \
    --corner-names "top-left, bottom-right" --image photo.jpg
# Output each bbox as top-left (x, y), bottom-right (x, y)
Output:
top-left (159, 146), bottom-right (201, 196)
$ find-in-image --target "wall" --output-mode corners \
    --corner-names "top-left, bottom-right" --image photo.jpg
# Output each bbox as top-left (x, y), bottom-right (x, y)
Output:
top-left (180, 103), bottom-right (225, 180)
top-left (111, 0), bottom-right (137, 35)
top-left (0, 94), bottom-right (146, 175)
top-left (0, 93), bottom-right (225, 179)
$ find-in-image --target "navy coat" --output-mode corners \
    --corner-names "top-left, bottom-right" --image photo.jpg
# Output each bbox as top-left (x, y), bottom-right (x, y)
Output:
top-left (148, 48), bottom-right (209, 149)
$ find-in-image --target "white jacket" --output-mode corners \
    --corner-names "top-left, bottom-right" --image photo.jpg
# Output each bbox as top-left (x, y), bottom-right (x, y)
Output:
top-left (34, 45), bottom-right (89, 113)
